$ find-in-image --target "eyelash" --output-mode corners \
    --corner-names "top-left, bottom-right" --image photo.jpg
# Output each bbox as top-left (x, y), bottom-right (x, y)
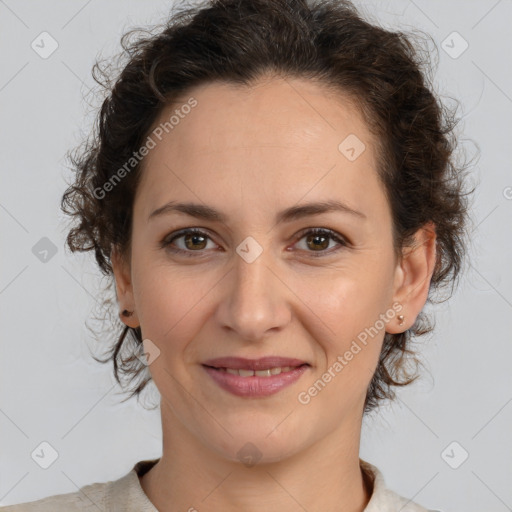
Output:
top-left (160, 227), bottom-right (349, 258)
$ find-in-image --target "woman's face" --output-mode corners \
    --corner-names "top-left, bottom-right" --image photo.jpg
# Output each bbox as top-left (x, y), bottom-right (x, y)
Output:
top-left (113, 76), bottom-right (432, 463)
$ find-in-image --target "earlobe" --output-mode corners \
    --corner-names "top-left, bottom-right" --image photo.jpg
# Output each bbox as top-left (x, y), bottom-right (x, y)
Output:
top-left (388, 222), bottom-right (437, 333)
top-left (111, 246), bottom-right (139, 328)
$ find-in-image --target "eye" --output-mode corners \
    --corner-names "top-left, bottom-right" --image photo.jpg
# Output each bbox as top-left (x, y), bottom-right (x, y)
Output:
top-left (161, 228), bottom-right (218, 257)
top-left (292, 227), bottom-right (348, 257)
top-left (161, 227), bottom-right (349, 258)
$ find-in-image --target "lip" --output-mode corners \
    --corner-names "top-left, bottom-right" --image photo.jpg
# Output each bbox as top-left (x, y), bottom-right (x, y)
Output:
top-left (202, 364), bottom-right (310, 397)
top-left (202, 356), bottom-right (308, 371)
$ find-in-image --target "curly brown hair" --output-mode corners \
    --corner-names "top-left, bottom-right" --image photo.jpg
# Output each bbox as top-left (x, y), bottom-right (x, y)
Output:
top-left (60, 0), bottom-right (473, 413)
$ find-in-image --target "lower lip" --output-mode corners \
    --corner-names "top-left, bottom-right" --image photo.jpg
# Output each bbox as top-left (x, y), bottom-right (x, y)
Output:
top-left (202, 364), bottom-right (309, 397)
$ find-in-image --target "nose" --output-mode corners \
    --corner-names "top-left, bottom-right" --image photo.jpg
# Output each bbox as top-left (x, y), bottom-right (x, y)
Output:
top-left (215, 247), bottom-right (292, 343)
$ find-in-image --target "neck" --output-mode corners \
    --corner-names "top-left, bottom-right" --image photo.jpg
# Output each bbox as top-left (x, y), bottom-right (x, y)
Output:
top-left (139, 401), bottom-right (372, 512)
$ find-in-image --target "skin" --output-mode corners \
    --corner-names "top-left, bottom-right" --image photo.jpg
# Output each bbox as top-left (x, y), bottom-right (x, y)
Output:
top-left (112, 74), bottom-right (436, 512)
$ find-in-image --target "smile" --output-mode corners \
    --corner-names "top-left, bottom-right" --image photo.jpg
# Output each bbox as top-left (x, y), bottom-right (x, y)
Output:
top-left (202, 364), bottom-right (310, 397)
top-left (216, 365), bottom-right (302, 377)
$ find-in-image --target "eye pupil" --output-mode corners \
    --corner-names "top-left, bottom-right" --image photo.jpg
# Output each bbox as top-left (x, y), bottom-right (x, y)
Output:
top-left (185, 233), bottom-right (207, 250)
top-left (306, 234), bottom-right (329, 251)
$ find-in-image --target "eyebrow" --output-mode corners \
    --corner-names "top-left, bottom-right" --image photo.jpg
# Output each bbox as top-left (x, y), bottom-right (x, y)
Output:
top-left (148, 199), bottom-right (366, 224)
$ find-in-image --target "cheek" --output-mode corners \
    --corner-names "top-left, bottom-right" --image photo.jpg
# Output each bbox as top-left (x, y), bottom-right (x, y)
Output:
top-left (290, 261), bottom-right (394, 398)
top-left (131, 258), bottom-right (213, 347)
top-left (294, 261), bottom-right (394, 339)
top-left (296, 274), bottom-right (388, 411)
top-left (131, 266), bottom-right (213, 393)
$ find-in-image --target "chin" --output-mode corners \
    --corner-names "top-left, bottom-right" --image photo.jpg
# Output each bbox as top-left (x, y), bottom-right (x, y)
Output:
top-left (208, 428), bottom-right (306, 467)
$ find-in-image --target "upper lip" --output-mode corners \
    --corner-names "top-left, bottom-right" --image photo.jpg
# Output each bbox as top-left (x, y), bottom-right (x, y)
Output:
top-left (202, 356), bottom-right (309, 371)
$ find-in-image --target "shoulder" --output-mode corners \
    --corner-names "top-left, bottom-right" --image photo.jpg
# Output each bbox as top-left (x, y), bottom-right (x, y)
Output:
top-left (0, 480), bottom-right (110, 511)
top-left (0, 459), bottom-right (159, 512)
top-left (360, 458), bottom-right (442, 512)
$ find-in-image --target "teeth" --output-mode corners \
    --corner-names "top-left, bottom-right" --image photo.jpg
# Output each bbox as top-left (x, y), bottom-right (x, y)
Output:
top-left (220, 365), bottom-right (298, 377)
top-left (255, 369), bottom-right (271, 377)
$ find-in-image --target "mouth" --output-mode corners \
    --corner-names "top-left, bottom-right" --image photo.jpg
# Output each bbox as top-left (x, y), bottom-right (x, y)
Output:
top-left (206, 364), bottom-right (309, 377)
top-left (202, 356), bottom-right (310, 371)
top-left (201, 357), bottom-right (311, 397)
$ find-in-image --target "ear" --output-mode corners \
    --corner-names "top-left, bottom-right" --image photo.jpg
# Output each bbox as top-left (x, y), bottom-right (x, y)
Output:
top-left (111, 246), bottom-right (140, 329)
top-left (387, 222), bottom-right (437, 334)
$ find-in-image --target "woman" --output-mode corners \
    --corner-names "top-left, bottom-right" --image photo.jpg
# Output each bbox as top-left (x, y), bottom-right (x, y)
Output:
top-left (3, 0), bottom-right (470, 510)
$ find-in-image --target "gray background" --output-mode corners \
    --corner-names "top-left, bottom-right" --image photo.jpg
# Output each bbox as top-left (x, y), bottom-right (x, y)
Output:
top-left (1, 0), bottom-right (511, 510)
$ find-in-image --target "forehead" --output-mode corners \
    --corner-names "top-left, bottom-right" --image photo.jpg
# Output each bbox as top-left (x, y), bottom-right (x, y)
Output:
top-left (135, 76), bottom-right (385, 221)
top-left (148, 77), bottom-right (374, 155)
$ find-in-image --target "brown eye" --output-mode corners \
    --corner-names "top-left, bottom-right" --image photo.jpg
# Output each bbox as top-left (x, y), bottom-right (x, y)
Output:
top-left (305, 232), bottom-right (330, 251)
top-left (161, 228), bottom-right (217, 257)
top-left (182, 232), bottom-right (208, 250)
top-left (294, 228), bottom-right (348, 257)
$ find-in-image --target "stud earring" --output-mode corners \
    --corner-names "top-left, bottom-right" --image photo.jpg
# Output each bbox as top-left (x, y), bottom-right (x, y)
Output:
top-left (397, 314), bottom-right (405, 326)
